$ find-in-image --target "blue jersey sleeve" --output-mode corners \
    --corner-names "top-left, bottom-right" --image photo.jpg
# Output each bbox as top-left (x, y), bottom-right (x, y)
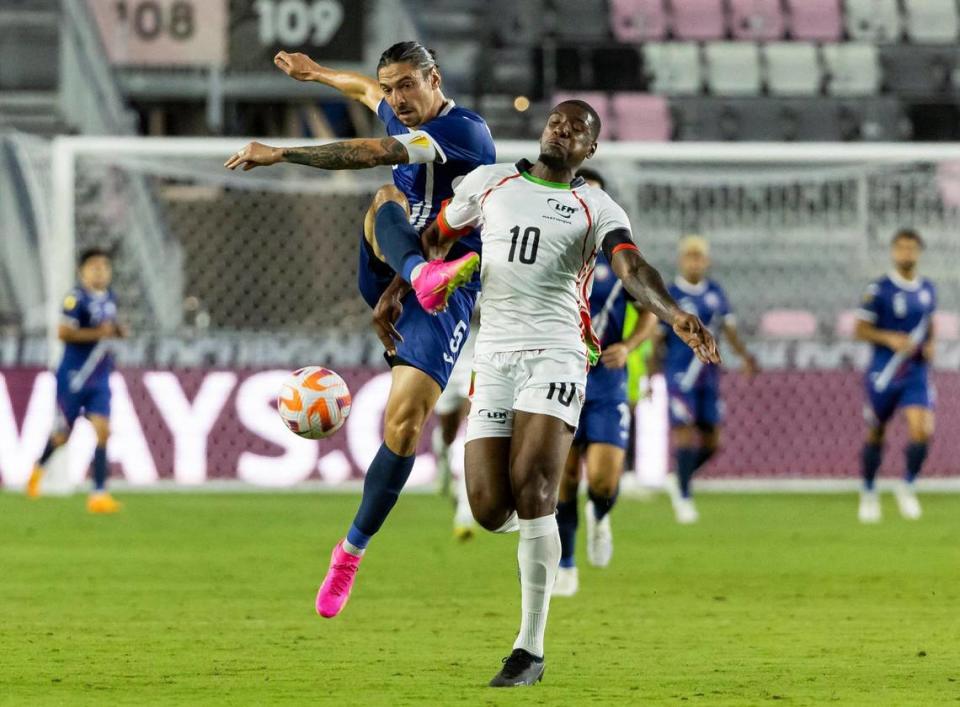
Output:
top-left (856, 281), bottom-right (882, 324)
top-left (420, 113), bottom-right (493, 165)
top-left (61, 290), bottom-right (84, 327)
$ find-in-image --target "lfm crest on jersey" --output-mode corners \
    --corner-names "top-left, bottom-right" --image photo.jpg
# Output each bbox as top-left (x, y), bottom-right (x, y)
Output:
top-left (277, 366), bottom-right (352, 440)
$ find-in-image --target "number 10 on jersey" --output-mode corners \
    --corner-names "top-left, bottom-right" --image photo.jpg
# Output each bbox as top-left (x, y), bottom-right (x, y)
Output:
top-left (508, 226), bottom-right (540, 264)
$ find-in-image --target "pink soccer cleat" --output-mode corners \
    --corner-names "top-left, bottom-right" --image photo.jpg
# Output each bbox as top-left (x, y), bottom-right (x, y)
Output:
top-left (411, 252), bottom-right (480, 314)
top-left (315, 540), bottom-right (363, 618)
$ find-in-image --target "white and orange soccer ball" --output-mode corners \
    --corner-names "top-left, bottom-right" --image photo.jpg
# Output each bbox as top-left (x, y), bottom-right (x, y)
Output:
top-left (276, 366), bottom-right (352, 440)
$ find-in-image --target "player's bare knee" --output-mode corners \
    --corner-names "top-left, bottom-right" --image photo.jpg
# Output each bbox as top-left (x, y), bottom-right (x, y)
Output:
top-left (372, 184), bottom-right (409, 215)
top-left (512, 468), bottom-right (557, 517)
top-left (588, 474), bottom-right (618, 498)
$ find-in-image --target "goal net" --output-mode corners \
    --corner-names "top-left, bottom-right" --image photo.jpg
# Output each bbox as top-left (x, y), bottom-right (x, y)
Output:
top-left (1, 137), bottom-right (958, 490)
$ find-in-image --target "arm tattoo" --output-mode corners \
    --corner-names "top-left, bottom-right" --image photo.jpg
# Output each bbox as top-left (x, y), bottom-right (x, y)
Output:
top-left (615, 251), bottom-right (680, 325)
top-left (282, 137), bottom-right (407, 170)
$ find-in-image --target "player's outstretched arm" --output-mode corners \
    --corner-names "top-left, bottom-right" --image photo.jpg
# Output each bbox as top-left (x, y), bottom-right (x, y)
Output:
top-left (225, 138), bottom-right (409, 171)
top-left (600, 310), bottom-right (657, 369)
top-left (721, 321), bottom-right (759, 375)
top-left (274, 51), bottom-right (382, 112)
top-left (610, 247), bottom-right (721, 365)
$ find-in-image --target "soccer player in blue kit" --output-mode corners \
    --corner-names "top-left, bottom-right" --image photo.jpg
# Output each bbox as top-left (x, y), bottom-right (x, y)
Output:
top-left (854, 229), bottom-right (936, 523)
top-left (27, 248), bottom-right (124, 513)
top-left (554, 169), bottom-right (657, 597)
top-left (226, 41), bottom-right (495, 617)
top-left (661, 236), bottom-right (758, 524)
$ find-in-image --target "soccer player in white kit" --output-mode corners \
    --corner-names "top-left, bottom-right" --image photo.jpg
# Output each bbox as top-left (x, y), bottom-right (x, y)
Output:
top-left (409, 100), bottom-right (721, 686)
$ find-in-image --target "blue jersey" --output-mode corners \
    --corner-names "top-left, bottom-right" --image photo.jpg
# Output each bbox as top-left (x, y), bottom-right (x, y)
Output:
top-left (663, 277), bottom-right (731, 390)
top-left (857, 272), bottom-right (936, 389)
top-left (584, 253), bottom-right (631, 403)
top-left (57, 286), bottom-right (117, 391)
top-left (376, 98), bottom-right (495, 277)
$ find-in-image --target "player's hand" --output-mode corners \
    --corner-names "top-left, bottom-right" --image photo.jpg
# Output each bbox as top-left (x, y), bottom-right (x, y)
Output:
top-left (922, 341), bottom-right (935, 363)
top-left (95, 322), bottom-right (119, 339)
top-left (372, 293), bottom-right (404, 357)
top-left (885, 332), bottom-right (914, 354)
top-left (113, 322), bottom-right (130, 339)
top-left (672, 312), bottom-right (721, 365)
top-left (742, 354), bottom-right (760, 378)
top-left (274, 51), bottom-right (321, 82)
top-left (600, 343), bottom-right (629, 369)
top-left (224, 142), bottom-right (282, 171)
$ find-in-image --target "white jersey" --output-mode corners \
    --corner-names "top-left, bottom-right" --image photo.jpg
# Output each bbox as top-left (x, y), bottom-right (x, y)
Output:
top-left (441, 160), bottom-right (634, 361)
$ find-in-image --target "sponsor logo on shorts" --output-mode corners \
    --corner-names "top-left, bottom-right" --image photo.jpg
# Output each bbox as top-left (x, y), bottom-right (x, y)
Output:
top-left (478, 408), bottom-right (509, 424)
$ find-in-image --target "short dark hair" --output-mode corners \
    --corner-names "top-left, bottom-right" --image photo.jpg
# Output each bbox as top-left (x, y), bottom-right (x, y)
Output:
top-left (377, 41), bottom-right (438, 76)
top-left (79, 247), bottom-right (111, 266)
top-left (892, 228), bottom-right (925, 249)
top-left (575, 167), bottom-right (605, 190)
top-left (554, 99), bottom-right (602, 140)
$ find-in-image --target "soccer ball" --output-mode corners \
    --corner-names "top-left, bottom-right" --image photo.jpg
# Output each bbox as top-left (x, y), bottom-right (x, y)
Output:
top-left (276, 366), bottom-right (352, 440)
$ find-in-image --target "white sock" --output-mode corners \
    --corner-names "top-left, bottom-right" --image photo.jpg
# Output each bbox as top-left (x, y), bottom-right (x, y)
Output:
top-left (342, 539), bottom-right (365, 556)
top-left (512, 515), bottom-right (560, 658)
top-left (454, 472), bottom-right (474, 527)
top-left (493, 511), bottom-right (519, 533)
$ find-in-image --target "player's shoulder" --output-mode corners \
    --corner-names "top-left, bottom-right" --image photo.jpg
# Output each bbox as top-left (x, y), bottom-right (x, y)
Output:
top-left (465, 162), bottom-right (519, 186)
top-left (575, 183), bottom-right (630, 224)
top-left (425, 104), bottom-right (492, 138)
top-left (706, 278), bottom-right (728, 297)
top-left (63, 286), bottom-right (85, 306)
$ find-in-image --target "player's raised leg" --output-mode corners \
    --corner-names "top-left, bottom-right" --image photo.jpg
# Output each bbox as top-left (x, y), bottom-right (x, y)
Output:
top-left (895, 405), bottom-right (933, 520)
top-left (554, 448), bottom-right (581, 597)
top-left (316, 365), bottom-right (440, 618)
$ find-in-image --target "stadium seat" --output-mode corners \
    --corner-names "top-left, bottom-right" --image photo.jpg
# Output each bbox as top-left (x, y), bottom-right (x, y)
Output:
top-left (591, 46), bottom-right (646, 91)
top-left (553, 0), bottom-right (611, 41)
top-left (844, 0), bottom-right (902, 42)
top-left (880, 46), bottom-right (959, 98)
top-left (552, 92), bottom-right (612, 139)
top-left (822, 44), bottom-right (880, 97)
top-left (785, 0), bottom-right (842, 41)
top-left (610, 0), bottom-right (668, 41)
top-left (643, 42), bottom-right (702, 95)
top-left (611, 93), bottom-right (672, 140)
top-left (765, 42), bottom-right (821, 96)
top-left (834, 309), bottom-right (860, 338)
top-left (759, 309), bottom-right (818, 339)
top-left (671, 0), bottom-right (725, 40)
top-left (934, 311), bottom-right (960, 340)
top-left (728, 0), bottom-right (785, 40)
top-left (904, 0), bottom-right (959, 43)
top-left (705, 43), bottom-right (762, 96)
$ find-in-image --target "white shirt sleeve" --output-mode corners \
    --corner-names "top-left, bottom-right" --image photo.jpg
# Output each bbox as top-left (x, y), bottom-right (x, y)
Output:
top-left (592, 192), bottom-right (634, 251)
top-left (440, 165), bottom-right (499, 233)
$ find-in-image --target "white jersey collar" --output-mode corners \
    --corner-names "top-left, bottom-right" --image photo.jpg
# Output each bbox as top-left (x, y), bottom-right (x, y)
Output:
top-left (674, 276), bottom-right (708, 296)
top-left (888, 270), bottom-right (922, 292)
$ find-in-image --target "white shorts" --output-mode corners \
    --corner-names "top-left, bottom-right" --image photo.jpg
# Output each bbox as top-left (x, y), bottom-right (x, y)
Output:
top-left (435, 325), bottom-right (477, 416)
top-left (465, 348), bottom-right (587, 442)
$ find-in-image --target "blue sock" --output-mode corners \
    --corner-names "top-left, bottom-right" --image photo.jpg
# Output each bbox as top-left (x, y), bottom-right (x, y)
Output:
top-left (92, 446), bottom-right (108, 491)
top-left (904, 442), bottom-right (928, 484)
top-left (374, 201), bottom-right (425, 283)
top-left (676, 447), bottom-right (698, 499)
top-left (556, 499), bottom-right (578, 568)
top-left (346, 443), bottom-right (416, 551)
top-left (588, 485), bottom-right (619, 521)
top-left (861, 442), bottom-right (883, 491)
top-left (38, 439), bottom-right (57, 465)
top-left (694, 446), bottom-right (715, 472)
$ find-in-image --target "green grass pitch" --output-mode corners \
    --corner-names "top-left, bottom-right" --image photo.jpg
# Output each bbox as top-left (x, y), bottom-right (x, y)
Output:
top-left (2, 491), bottom-right (959, 705)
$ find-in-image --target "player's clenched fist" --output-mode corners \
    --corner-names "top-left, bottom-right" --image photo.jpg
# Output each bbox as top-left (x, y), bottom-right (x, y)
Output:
top-left (672, 312), bottom-right (721, 364)
top-left (224, 142), bottom-right (282, 171)
top-left (274, 51), bottom-right (322, 82)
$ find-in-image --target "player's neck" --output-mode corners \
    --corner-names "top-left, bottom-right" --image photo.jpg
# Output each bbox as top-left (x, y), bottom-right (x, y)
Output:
top-left (528, 161), bottom-right (574, 187)
top-left (893, 266), bottom-right (917, 283)
top-left (419, 92), bottom-right (448, 126)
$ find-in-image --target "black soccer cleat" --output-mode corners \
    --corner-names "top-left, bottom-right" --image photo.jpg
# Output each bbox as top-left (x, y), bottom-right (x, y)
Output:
top-left (488, 648), bottom-right (545, 687)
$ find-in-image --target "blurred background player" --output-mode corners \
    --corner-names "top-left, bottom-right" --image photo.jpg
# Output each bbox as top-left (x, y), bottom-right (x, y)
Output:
top-left (225, 41), bottom-right (495, 618)
top-left (854, 229), bottom-right (936, 523)
top-left (432, 311), bottom-right (478, 539)
top-left (554, 168), bottom-right (657, 597)
top-left (660, 236), bottom-right (759, 523)
top-left (27, 248), bottom-right (124, 513)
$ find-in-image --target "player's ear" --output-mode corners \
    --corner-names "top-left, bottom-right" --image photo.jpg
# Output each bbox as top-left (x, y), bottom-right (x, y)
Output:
top-left (586, 141), bottom-right (597, 160)
top-left (429, 67), bottom-right (441, 90)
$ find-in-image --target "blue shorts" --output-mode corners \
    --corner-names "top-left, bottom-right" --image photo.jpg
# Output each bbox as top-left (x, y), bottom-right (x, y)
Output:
top-left (864, 366), bottom-right (935, 427)
top-left (668, 383), bottom-right (722, 429)
top-left (573, 397), bottom-right (631, 449)
top-left (357, 233), bottom-right (478, 390)
top-left (56, 378), bottom-right (111, 430)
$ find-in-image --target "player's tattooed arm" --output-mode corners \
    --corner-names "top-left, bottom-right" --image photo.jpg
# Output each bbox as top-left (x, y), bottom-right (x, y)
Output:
top-left (225, 138), bottom-right (408, 171)
top-left (611, 248), bottom-right (721, 365)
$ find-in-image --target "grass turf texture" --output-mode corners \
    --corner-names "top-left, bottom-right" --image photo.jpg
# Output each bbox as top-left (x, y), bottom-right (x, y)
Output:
top-left (2, 492), bottom-right (959, 706)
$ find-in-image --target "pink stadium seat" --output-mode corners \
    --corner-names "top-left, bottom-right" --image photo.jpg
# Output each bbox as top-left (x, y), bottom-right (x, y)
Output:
top-left (760, 309), bottom-right (818, 339)
top-left (610, 0), bottom-right (668, 41)
top-left (786, 0), bottom-right (843, 40)
top-left (835, 310), bottom-right (860, 339)
top-left (671, 0), bottom-right (725, 40)
top-left (729, 0), bottom-right (785, 39)
top-left (612, 93), bottom-right (672, 140)
top-left (934, 311), bottom-right (960, 341)
top-left (551, 92), bottom-right (611, 140)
